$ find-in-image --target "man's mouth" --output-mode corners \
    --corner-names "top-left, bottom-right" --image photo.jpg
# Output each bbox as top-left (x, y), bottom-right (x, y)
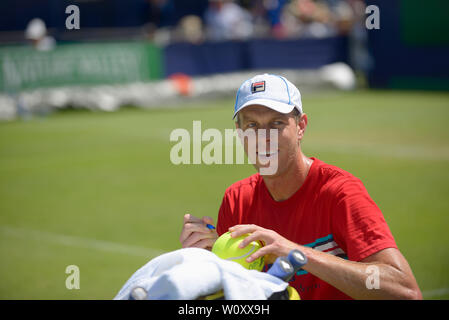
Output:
top-left (257, 150), bottom-right (278, 155)
top-left (256, 150), bottom-right (279, 160)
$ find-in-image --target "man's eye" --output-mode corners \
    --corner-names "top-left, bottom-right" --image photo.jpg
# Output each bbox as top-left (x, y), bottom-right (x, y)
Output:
top-left (246, 123), bottom-right (256, 128)
top-left (273, 121), bottom-right (284, 126)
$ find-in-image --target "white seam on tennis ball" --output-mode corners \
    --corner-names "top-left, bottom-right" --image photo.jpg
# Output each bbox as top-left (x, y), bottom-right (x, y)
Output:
top-left (226, 244), bottom-right (256, 260)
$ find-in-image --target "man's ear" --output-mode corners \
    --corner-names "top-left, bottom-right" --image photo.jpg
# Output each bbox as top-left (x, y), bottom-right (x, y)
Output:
top-left (298, 113), bottom-right (308, 140)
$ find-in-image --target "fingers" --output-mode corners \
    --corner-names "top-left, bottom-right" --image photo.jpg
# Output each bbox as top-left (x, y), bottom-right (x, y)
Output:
top-left (202, 216), bottom-right (215, 226)
top-left (189, 237), bottom-right (216, 251)
top-left (184, 213), bottom-right (202, 224)
top-left (182, 228), bottom-right (217, 248)
top-left (238, 230), bottom-right (266, 249)
top-left (246, 245), bottom-right (273, 263)
top-left (180, 213), bottom-right (217, 249)
top-left (182, 221), bottom-right (211, 236)
top-left (228, 224), bottom-right (267, 248)
top-left (228, 224), bottom-right (293, 263)
top-left (183, 214), bottom-right (215, 231)
top-left (180, 214), bottom-right (207, 241)
top-left (229, 224), bottom-right (259, 238)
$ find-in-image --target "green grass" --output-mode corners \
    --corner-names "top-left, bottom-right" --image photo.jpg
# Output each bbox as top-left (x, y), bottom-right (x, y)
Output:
top-left (0, 89), bottom-right (448, 299)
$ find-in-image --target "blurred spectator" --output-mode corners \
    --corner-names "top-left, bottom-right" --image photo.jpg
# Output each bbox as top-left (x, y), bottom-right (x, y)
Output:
top-left (25, 18), bottom-right (56, 51)
top-left (264, 0), bottom-right (289, 38)
top-left (246, 0), bottom-right (271, 38)
top-left (204, 0), bottom-right (254, 41)
top-left (173, 15), bottom-right (205, 44)
top-left (345, 0), bottom-right (374, 74)
top-left (327, 0), bottom-right (355, 35)
top-left (0, 0), bottom-right (366, 45)
top-left (152, 0), bottom-right (361, 43)
top-left (281, 0), bottom-right (337, 39)
top-left (244, 0), bottom-right (290, 39)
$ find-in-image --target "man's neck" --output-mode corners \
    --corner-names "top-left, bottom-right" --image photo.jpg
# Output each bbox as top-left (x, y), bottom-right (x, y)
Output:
top-left (262, 154), bottom-right (313, 202)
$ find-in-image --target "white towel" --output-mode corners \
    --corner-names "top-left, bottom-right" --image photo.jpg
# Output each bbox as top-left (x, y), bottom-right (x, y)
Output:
top-left (114, 248), bottom-right (288, 300)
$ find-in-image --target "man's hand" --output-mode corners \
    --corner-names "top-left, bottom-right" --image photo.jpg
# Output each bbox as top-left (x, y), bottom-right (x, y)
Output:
top-left (179, 214), bottom-right (218, 250)
top-left (229, 224), bottom-right (298, 264)
top-left (230, 224), bottom-right (422, 300)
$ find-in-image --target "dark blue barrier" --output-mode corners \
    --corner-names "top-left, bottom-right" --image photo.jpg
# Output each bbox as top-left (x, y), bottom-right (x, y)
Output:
top-left (366, 0), bottom-right (449, 90)
top-left (246, 37), bottom-right (349, 70)
top-left (163, 36), bottom-right (349, 77)
top-left (163, 41), bottom-right (249, 77)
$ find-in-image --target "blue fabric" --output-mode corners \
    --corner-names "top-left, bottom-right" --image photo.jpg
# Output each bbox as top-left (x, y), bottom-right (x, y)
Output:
top-left (164, 41), bottom-right (249, 77)
top-left (164, 37), bottom-right (349, 77)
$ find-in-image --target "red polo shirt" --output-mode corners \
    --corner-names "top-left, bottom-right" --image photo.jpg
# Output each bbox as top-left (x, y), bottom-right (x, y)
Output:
top-left (216, 157), bottom-right (397, 300)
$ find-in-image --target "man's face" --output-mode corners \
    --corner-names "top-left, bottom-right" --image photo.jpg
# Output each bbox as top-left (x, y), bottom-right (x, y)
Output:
top-left (235, 105), bottom-right (307, 177)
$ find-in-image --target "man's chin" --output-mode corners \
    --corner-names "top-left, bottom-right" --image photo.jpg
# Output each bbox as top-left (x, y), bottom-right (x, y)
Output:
top-left (255, 162), bottom-right (280, 176)
top-left (248, 153), bottom-right (280, 176)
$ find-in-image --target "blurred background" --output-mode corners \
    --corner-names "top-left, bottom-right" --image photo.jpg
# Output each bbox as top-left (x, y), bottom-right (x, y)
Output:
top-left (0, 0), bottom-right (448, 299)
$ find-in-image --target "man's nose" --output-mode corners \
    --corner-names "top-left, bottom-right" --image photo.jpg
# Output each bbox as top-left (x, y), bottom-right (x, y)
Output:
top-left (256, 125), bottom-right (277, 135)
top-left (256, 128), bottom-right (278, 147)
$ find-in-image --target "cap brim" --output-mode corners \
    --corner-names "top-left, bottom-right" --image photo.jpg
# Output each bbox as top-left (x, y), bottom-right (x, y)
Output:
top-left (233, 99), bottom-right (296, 119)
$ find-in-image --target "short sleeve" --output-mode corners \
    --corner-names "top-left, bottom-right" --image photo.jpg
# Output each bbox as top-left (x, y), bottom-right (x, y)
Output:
top-left (331, 177), bottom-right (398, 262)
top-left (216, 191), bottom-right (235, 236)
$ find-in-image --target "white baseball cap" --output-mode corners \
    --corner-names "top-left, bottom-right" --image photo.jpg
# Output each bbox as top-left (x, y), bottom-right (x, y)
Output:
top-left (233, 74), bottom-right (302, 119)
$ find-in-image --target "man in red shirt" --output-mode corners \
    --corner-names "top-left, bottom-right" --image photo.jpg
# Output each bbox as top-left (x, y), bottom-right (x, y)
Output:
top-left (179, 74), bottom-right (422, 299)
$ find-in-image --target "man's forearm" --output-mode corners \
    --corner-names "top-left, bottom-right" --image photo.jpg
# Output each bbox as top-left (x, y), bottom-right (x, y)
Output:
top-left (227, 224), bottom-right (421, 299)
top-left (296, 244), bottom-right (420, 300)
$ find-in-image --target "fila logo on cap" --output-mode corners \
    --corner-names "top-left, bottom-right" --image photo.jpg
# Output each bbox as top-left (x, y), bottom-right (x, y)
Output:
top-left (251, 81), bottom-right (265, 93)
top-left (233, 74), bottom-right (303, 119)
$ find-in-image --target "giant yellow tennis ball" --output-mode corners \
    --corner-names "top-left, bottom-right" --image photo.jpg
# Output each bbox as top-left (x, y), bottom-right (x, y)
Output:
top-left (212, 231), bottom-right (265, 271)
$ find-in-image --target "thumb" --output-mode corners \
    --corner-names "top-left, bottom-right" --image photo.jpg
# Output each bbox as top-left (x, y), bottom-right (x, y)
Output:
top-left (183, 213), bottom-right (192, 224)
top-left (184, 213), bottom-right (201, 224)
top-left (202, 216), bottom-right (215, 226)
